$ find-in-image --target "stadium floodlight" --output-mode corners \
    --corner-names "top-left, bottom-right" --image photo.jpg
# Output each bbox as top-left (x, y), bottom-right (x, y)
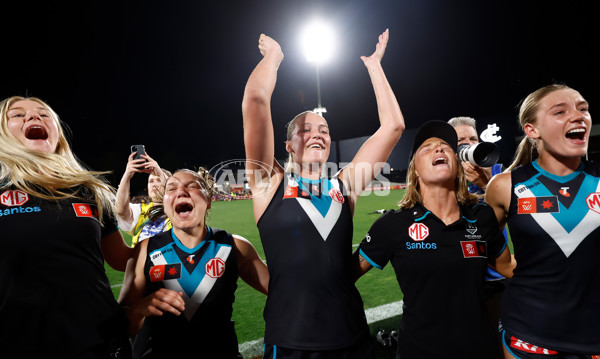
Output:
top-left (300, 19), bottom-right (335, 116)
top-left (301, 19), bottom-right (335, 64)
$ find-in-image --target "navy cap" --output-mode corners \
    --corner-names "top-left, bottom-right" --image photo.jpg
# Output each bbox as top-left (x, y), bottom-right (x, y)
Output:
top-left (409, 121), bottom-right (458, 163)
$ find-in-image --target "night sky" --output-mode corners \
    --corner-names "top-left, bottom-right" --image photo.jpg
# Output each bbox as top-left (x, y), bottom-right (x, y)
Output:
top-left (2, 0), bottom-right (597, 193)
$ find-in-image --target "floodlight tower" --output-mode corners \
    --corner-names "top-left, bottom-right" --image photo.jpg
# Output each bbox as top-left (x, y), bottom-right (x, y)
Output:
top-left (301, 20), bottom-right (335, 117)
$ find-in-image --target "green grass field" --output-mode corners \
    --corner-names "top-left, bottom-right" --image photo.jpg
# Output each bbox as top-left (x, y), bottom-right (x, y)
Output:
top-left (105, 189), bottom-right (406, 348)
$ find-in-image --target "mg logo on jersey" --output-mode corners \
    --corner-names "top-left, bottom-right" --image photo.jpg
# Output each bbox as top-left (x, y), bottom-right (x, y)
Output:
top-left (328, 188), bottom-right (344, 203)
top-left (0, 190), bottom-right (29, 206)
top-left (408, 223), bottom-right (429, 241)
top-left (586, 192), bottom-right (600, 215)
top-left (205, 257), bottom-right (226, 278)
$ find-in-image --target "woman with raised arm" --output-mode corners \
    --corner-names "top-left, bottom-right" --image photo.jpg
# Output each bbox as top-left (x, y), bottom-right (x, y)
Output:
top-left (242, 29), bottom-right (404, 358)
top-left (115, 151), bottom-right (172, 247)
top-left (485, 84), bottom-right (600, 358)
top-left (0, 96), bottom-right (132, 358)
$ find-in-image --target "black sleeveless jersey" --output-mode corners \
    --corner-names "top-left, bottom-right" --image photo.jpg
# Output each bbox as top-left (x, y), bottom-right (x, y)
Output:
top-left (257, 174), bottom-right (369, 350)
top-left (0, 186), bottom-right (122, 357)
top-left (144, 227), bottom-right (240, 358)
top-left (502, 160), bottom-right (600, 353)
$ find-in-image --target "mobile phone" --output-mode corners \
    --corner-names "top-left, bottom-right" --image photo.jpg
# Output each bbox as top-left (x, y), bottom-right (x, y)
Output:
top-left (131, 144), bottom-right (146, 160)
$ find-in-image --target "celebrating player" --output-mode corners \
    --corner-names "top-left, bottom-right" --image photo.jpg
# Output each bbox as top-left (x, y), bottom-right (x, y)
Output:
top-left (485, 84), bottom-right (600, 358)
top-left (242, 29), bottom-right (404, 357)
top-left (0, 96), bottom-right (133, 357)
top-left (355, 120), bottom-right (514, 358)
top-left (118, 169), bottom-right (269, 358)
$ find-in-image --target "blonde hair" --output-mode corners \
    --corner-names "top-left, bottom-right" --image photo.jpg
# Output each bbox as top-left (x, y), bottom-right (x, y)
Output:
top-left (284, 111), bottom-right (327, 174)
top-left (398, 152), bottom-right (478, 209)
top-left (0, 96), bottom-right (115, 223)
top-left (507, 84), bottom-right (572, 171)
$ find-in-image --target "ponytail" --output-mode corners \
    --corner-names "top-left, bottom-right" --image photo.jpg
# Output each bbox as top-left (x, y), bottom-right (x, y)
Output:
top-left (507, 136), bottom-right (538, 172)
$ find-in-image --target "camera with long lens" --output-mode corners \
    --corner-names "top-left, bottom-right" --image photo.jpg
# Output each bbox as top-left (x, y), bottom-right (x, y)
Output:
top-left (457, 142), bottom-right (499, 167)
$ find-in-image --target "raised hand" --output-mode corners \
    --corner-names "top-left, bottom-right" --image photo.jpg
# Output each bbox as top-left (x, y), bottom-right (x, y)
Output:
top-left (139, 153), bottom-right (162, 176)
top-left (124, 152), bottom-right (149, 180)
top-left (258, 34), bottom-right (284, 63)
top-left (360, 29), bottom-right (389, 68)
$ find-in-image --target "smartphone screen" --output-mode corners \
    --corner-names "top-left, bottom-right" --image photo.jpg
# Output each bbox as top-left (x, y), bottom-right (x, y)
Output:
top-left (131, 144), bottom-right (146, 160)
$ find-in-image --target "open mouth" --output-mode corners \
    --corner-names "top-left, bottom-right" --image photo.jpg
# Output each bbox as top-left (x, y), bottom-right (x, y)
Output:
top-left (175, 202), bottom-right (193, 216)
top-left (432, 157), bottom-right (448, 166)
top-left (565, 128), bottom-right (586, 142)
top-left (25, 126), bottom-right (49, 140)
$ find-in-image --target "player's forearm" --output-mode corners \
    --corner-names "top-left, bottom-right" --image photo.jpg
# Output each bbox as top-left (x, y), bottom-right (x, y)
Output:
top-left (367, 62), bottom-right (405, 135)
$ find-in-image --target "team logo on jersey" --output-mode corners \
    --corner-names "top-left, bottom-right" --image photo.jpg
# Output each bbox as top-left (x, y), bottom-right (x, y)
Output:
top-left (460, 240), bottom-right (487, 258)
top-left (205, 257), bottom-right (226, 278)
top-left (586, 192), bottom-right (600, 215)
top-left (509, 336), bottom-right (558, 355)
top-left (559, 187), bottom-right (570, 197)
top-left (149, 263), bottom-right (181, 282)
top-left (328, 188), bottom-right (344, 203)
top-left (72, 203), bottom-right (95, 218)
top-left (408, 223), bottom-right (429, 241)
top-left (517, 196), bottom-right (559, 214)
top-left (0, 189), bottom-right (29, 206)
top-left (466, 222), bottom-right (477, 235)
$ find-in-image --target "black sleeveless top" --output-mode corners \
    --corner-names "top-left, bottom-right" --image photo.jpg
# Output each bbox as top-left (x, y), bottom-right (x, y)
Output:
top-left (502, 160), bottom-right (600, 353)
top-left (257, 174), bottom-right (369, 350)
top-left (144, 227), bottom-right (241, 358)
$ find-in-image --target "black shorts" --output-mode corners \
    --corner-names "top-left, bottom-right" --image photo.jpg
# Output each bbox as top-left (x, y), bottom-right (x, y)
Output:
top-left (262, 337), bottom-right (374, 359)
top-left (500, 328), bottom-right (600, 359)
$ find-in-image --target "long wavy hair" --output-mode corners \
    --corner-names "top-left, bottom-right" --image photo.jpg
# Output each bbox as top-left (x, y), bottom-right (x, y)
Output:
top-left (398, 150), bottom-right (478, 209)
top-left (506, 84), bottom-right (573, 171)
top-left (0, 96), bottom-right (115, 223)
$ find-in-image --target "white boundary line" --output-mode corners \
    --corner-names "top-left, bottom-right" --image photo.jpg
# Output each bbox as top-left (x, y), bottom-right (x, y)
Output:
top-left (239, 300), bottom-right (404, 358)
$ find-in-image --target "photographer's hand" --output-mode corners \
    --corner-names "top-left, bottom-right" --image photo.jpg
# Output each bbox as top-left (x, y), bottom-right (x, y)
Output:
top-left (462, 162), bottom-right (492, 191)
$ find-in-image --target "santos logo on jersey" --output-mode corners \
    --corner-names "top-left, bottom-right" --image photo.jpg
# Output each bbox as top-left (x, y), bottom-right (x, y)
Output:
top-left (0, 189), bottom-right (41, 217)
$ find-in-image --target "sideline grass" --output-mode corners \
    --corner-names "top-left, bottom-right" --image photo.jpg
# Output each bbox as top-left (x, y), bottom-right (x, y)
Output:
top-left (105, 189), bottom-right (406, 344)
